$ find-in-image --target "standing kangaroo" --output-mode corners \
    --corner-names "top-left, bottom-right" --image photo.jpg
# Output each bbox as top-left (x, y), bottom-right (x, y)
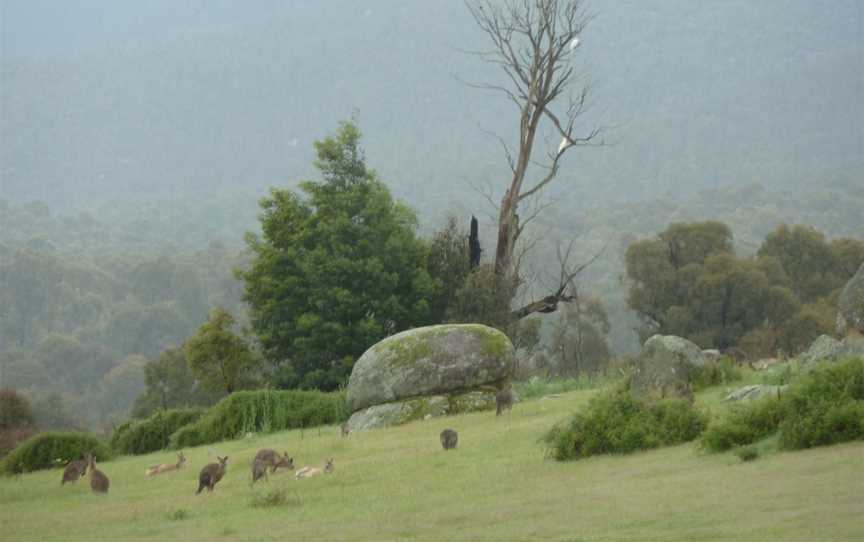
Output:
top-left (196, 456), bottom-right (228, 494)
top-left (340, 422), bottom-right (350, 437)
top-left (145, 452), bottom-right (186, 476)
top-left (440, 429), bottom-right (458, 450)
top-left (87, 454), bottom-right (110, 494)
top-left (61, 454), bottom-right (88, 485)
top-left (251, 450), bottom-right (293, 485)
top-left (496, 383), bottom-right (514, 416)
top-left (295, 459), bottom-right (334, 479)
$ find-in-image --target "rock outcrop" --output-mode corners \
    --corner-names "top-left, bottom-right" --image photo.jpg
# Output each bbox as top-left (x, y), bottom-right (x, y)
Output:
top-left (345, 324), bottom-right (514, 430)
top-left (630, 334), bottom-right (708, 399)
top-left (837, 262), bottom-right (864, 337)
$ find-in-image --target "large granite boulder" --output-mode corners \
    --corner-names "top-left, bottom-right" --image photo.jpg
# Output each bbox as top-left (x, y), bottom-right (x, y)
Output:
top-left (798, 335), bottom-right (843, 364)
top-left (798, 334), bottom-right (864, 365)
top-left (837, 262), bottom-right (864, 337)
top-left (346, 324), bottom-right (515, 413)
top-left (631, 334), bottom-right (708, 399)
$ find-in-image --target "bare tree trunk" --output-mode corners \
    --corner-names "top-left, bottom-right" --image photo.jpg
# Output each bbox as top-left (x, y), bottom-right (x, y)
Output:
top-left (466, 0), bottom-right (602, 319)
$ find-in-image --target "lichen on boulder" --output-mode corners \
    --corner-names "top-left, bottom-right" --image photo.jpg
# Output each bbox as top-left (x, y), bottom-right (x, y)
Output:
top-left (346, 324), bottom-right (514, 413)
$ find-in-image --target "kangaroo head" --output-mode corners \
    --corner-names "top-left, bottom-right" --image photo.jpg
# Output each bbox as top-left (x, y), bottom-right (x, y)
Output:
top-left (278, 453), bottom-right (295, 469)
top-left (218, 456), bottom-right (228, 468)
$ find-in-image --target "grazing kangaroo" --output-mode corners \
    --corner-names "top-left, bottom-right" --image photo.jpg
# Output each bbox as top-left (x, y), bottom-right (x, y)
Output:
top-left (87, 454), bottom-right (110, 494)
top-left (496, 382), bottom-right (514, 416)
top-left (295, 459), bottom-right (334, 479)
top-left (340, 422), bottom-right (350, 437)
top-left (61, 454), bottom-right (88, 485)
top-left (145, 452), bottom-right (186, 476)
top-left (196, 456), bottom-right (228, 494)
top-left (440, 429), bottom-right (458, 450)
top-left (253, 449), bottom-right (294, 473)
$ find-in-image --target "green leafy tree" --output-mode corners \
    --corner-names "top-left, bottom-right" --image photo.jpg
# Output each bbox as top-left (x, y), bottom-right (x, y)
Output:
top-left (550, 296), bottom-right (611, 375)
top-left (427, 216), bottom-right (473, 322)
top-left (131, 347), bottom-right (223, 418)
top-left (185, 307), bottom-right (260, 394)
top-left (0, 389), bottom-right (34, 430)
top-left (757, 224), bottom-right (845, 302)
top-left (240, 120), bottom-right (439, 390)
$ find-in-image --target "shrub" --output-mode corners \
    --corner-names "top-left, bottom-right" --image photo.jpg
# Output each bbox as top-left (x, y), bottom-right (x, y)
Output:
top-left (111, 408), bottom-right (205, 455)
top-left (702, 358), bottom-right (864, 453)
top-left (691, 357), bottom-right (742, 390)
top-left (700, 396), bottom-right (785, 452)
top-left (1, 431), bottom-right (112, 474)
top-left (250, 486), bottom-right (301, 508)
top-left (168, 389), bottom-right (348, 449)
top-left (0, 389), bottom-right (34, 431)
top-left (734, 445), bottom-right (759, 462)
top-left (778, 357), bottom-right (864, 450)
top-left (542, 390), bottom-right (706, 461)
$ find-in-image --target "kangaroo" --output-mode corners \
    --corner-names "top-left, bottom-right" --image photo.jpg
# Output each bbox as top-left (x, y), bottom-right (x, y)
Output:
top-left (295, 459), bottom-right (334, 479)
top-left (61, 454), bottom-right (88, 485)
top-left (440, 429), bottom-right (458, 450)
top-left (145, 451), bottom-right (186, 476)
top-left (496, 383), bottom-right (514, 416)
top-left (87, 454), bottom-right (110, 494)
top-left (251, 458), bottom-right (269, 486)
top-left (196, 456), bottom-right (228, 494)
top-left (253, 449), bottom-right (294, 474)
top-left (340, 422), bottom-right (350, 437)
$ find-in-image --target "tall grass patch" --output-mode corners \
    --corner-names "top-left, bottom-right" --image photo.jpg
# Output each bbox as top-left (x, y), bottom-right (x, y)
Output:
top-left (111, 408), bottom-right (205, 455)
top-left (168, 389), bottom-right (348, 449)
top-left (1, 431), bottom-right (112, 474)
top-left (543, 390), bottom-right (706, 460)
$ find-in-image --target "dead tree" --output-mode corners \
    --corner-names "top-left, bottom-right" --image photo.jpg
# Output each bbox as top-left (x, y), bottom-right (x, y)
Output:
top-left (466, 0), bottom-right (602, 319)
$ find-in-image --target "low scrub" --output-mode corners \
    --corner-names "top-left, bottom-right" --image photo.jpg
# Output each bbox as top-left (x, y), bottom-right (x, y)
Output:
top-left (168, 389), bottom-right (348, 449)
top-left (543, 390), bottom-right (706, 461)
top-left (691, 357), bottom-right (742, 390)
top-left (1, 431), bottom-right (112, 474)
top-left (700, 396), bottom-right (785, 452)
top-left (111, 408), bottom-right (205, 455)
top-left (702, 357), bottom-right (864, 453)
top-left (778, 357), bottom-right (864, 450)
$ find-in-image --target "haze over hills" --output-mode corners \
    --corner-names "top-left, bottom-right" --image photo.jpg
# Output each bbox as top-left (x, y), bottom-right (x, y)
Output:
top-left (2, 0), bottom-right (861, 244)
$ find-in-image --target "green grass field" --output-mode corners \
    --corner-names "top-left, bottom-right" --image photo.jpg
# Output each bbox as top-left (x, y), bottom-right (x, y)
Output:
top-left (2, 384), bottom-right (862, 542)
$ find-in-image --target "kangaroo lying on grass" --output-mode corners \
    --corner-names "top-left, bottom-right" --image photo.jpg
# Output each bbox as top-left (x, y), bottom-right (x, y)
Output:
top-left (251, 450), bottom-right (294, 485)
top-left (61, 454), bottom-right (88, 485)
top-left (295, 459), bottom-right (334, 479)
top-left (196, 456), bottom-right (228, 494)
top-left (87, 454), bottom-right (109, 494)
top-left (145, 451), bottom-right (186, 476)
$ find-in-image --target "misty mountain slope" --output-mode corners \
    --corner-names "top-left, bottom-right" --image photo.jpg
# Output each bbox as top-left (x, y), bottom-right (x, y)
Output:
top-left (2, 0), bottom-right (862, 244)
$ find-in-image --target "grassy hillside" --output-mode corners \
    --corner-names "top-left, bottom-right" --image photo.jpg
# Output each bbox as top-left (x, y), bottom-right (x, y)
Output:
top-left (1, 385), bottom-right (862, 542)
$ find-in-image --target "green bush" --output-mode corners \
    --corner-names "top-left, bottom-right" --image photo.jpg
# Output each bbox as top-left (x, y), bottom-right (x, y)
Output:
top-left (111, 408), bottom-right (205, 455)
top-left (734, 445), bottom-right (759, 462)
top-left (168, 389), bottom-right (348, 449)
top-left (1, 431), bottom-right (112, 474)
top-left (778, 357), bottom-right (864, 450)
top-left (691, 357), bottom-right (742, 390)
top-left (700, 396), bottom-right (785, 452)
top-left (702, 358), bottom-right (864, 453)
top-left (542, 390), bottom-right (706, 461)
